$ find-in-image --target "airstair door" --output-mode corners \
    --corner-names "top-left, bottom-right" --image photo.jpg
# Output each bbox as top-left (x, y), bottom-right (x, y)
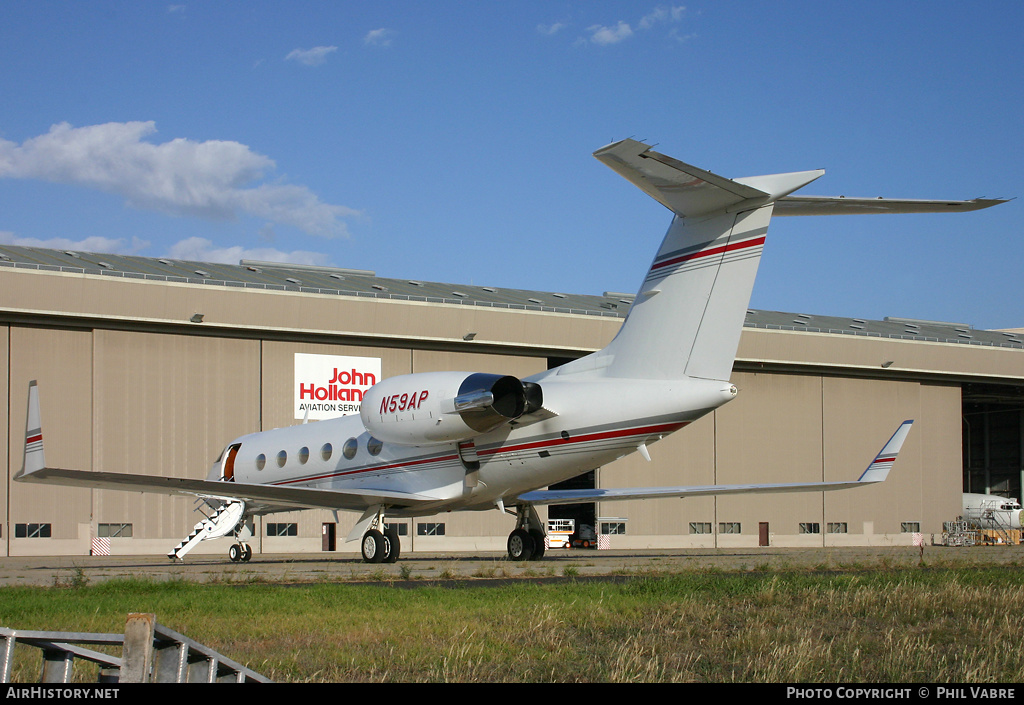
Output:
top-left (222, 444), bottom-right (241, 481)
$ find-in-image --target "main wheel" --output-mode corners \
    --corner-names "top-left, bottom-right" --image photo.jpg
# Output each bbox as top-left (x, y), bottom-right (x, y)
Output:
top-left (383, 526), bottom-right (401, 563)
top-left (240, 544), bottom-right (252, 562)
top-left (528, 529), bottom-right (546, 560)
top-left (361, 529), bottom-right (388, 563)
top-left (507, 528), bottom-right (535, 561)
top-left (228, 544), bottom-right (242, 562)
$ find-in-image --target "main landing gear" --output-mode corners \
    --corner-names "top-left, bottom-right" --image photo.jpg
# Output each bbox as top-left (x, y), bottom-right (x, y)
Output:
top-left (356, 506), bottom-right (401, 564)
top-left (228, 542), bottom-right (252, 562)
top-left (361, 525), bottom-right (401, 564)
top-left (506, 504), bottom-right (546, 562)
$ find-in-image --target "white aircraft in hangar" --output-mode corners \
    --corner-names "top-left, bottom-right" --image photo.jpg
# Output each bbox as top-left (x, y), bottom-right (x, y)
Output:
top-left (962, 493), bottom-right (1023, 530)
top-left (16, 139), bottom-right (1004, 563)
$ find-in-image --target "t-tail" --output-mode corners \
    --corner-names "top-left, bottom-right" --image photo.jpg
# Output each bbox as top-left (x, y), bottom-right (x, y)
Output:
top-left (556, 139), bottom-right (1005, 383)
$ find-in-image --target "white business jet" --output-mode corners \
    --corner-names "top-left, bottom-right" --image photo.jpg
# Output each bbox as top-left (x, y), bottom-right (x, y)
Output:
top-left (16, 139), bottom-right (1003, 563)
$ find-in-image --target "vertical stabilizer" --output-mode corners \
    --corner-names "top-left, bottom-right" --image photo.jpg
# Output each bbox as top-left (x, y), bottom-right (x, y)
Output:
top-left (585, 140), bottom-right (822, 382)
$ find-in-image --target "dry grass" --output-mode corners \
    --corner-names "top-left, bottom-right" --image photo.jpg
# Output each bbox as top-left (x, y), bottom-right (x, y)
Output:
top-left (2, 567), bottom-right (1024, 682)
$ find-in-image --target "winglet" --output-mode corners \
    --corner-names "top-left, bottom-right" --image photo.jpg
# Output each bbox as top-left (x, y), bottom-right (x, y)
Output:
top-left (16, 381), bottom-right (46, 480)
top-left (856, 420), bottom-right (914, 483)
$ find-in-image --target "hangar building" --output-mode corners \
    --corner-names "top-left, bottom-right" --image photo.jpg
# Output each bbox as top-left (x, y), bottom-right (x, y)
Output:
top-left (2, 245), bottom-right (1022, 557)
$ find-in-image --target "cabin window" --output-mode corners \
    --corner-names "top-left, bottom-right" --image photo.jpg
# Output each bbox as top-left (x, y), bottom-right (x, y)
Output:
top-left (255, 453), bottom-right (266, 471)
top-left (343, 438), bottom-right (358, 460)
top-left (298, 447), bottom-right (309, 465)
top-left (276, 450), bottom-right (287, 468)
top-left (320, 443), bottom-right (333, 462)
top-left (367, 437), bottom-right (383, 456)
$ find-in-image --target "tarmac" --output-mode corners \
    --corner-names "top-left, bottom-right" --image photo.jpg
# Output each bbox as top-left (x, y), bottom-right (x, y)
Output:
top-left (2, 544), bottom-right (1024, 587)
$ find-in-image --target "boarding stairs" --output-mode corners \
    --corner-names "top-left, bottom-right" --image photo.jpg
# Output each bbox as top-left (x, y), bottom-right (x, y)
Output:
top-left (978, 508), bottom-right (1018, 545)
top-left (167, 499), bottom-right (246, 562)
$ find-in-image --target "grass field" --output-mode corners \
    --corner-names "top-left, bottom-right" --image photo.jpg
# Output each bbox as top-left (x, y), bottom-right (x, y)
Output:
top-left (3, 564), bottom-right (1024, 683)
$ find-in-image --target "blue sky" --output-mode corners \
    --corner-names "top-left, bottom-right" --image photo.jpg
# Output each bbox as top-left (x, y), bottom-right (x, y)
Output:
top-left (1, 2), bottom-right (1021, 329)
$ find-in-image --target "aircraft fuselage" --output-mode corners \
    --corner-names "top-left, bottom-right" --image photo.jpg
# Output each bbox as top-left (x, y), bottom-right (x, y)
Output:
top-left (217, 375), bottom-right (737, 517)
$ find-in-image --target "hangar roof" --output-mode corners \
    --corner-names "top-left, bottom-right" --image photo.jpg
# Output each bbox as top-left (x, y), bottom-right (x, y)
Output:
top-left (1, 244), bottom-right (1020, 350)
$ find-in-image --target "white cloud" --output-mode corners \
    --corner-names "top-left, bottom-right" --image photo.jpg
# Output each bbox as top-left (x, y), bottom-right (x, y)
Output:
top-left (166, 236), bottom-right (331, 267)
top-left (639, 5), bottom-right (685, 30)
top-left (363, 28), bottom-right (394, 47)
top-left (537, 22), bottom-right (568, 36)
top-left (581, 6), bottom-right (686, 46)
top-left (0, 231), bottom-right (151, 255)
top-left (285, 46), bottom-right (338, 66)
top-left (587, 21), bottom-right (634, 45)
top-left (0, 121), bottom-right (358, 237)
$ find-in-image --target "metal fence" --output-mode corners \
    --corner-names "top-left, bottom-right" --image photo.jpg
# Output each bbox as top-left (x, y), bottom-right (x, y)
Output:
top-left (1, 614), bottom-right (269, 683)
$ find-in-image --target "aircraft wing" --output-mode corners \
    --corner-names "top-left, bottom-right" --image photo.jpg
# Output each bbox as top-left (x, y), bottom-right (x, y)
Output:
top-left (14, 466), bottom-right (440, 514)
top-left (516, 420), bottom-right (914, 506)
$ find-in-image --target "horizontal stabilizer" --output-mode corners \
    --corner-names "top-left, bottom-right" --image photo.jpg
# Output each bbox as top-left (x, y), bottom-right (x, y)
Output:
top-left (516, 421), bottom-right (913, 506)
top-left (593, 139), bottom-right (823, 218)
top-left (775, 196), bottom-right (1009, 216)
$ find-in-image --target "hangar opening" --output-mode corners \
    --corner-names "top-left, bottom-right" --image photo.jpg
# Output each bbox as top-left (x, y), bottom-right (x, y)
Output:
top-left (545, 355), bottom-right (598, 547)
top-left (963, 383), bottom-right (1024, 501)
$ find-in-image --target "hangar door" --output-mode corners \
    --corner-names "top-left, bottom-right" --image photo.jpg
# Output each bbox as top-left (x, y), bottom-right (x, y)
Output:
top-left (963, 383), bottom-right (1024, 500)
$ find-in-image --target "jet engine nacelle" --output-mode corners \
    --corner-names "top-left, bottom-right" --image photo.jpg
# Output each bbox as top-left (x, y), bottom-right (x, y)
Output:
top-left (360, 371), bottom-right (538, 446)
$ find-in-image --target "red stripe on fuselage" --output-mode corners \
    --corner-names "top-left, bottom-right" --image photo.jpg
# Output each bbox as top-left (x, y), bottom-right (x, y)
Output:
top-left (26, 434), bottom-right (42, 444)
top-left (650, 236), bottom-right (765, 272)
top-left (268, 421), bottom-right (687, 488)
top-left (478, 421), bottom-right (688, 459)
